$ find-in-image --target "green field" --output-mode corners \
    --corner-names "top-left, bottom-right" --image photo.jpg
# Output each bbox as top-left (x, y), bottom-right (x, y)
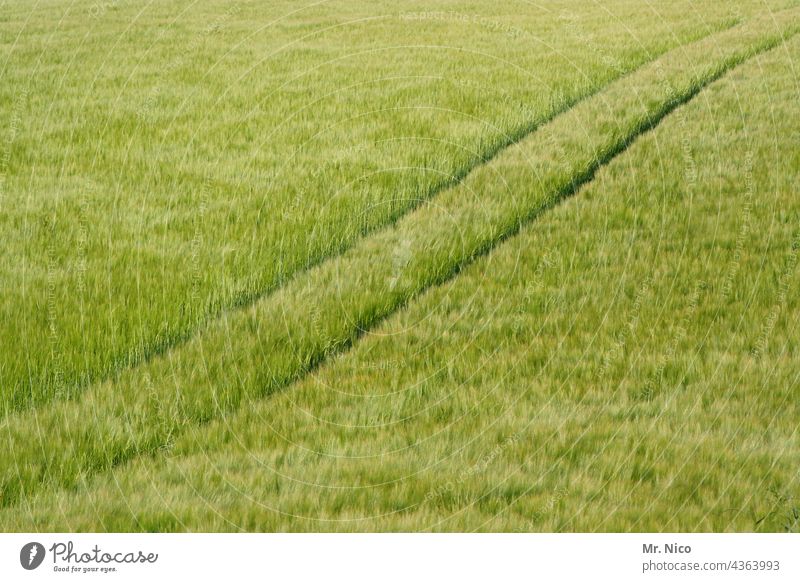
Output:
top-left (1, 1), bottom-right (799, 531)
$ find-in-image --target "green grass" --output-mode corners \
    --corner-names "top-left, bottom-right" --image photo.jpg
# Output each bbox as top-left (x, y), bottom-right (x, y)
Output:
top-left (1, 1), bottom-right (799, 531)
top-left (0, 0), bottom-right (787, 410)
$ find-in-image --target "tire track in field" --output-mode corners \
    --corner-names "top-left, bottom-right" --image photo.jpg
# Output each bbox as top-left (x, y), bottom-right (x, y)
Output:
top-left (6, 17), bottom-right (741, 415)
top-left (1, 10), bottom-right (798, 510)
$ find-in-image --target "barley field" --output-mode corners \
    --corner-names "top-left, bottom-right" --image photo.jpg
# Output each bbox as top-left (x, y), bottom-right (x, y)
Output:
top-left (1, 0), bottom-right (798, 531)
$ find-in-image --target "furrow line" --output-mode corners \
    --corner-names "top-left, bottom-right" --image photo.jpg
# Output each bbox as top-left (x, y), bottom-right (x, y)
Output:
top-left (5, 17), bottom-right (738, 415)
top-left (1, 10), bottom-right (797, 510)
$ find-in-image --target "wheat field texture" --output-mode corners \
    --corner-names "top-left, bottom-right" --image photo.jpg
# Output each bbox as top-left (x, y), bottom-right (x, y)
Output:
top-left (1, 1), bottom-right (798, 532)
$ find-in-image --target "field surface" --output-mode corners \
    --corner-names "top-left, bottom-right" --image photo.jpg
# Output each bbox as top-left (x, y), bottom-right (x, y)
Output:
top-left (1, 1), bottom-right (799, 531)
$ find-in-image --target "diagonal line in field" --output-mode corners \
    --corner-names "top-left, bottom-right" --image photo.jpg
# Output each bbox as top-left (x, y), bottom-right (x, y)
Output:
top-left (233, 20), bottom-right (799, 409)
top-left (1, 11), bottom-right (798, 512)
top-left (7, 20), bottom-right (741, 415)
